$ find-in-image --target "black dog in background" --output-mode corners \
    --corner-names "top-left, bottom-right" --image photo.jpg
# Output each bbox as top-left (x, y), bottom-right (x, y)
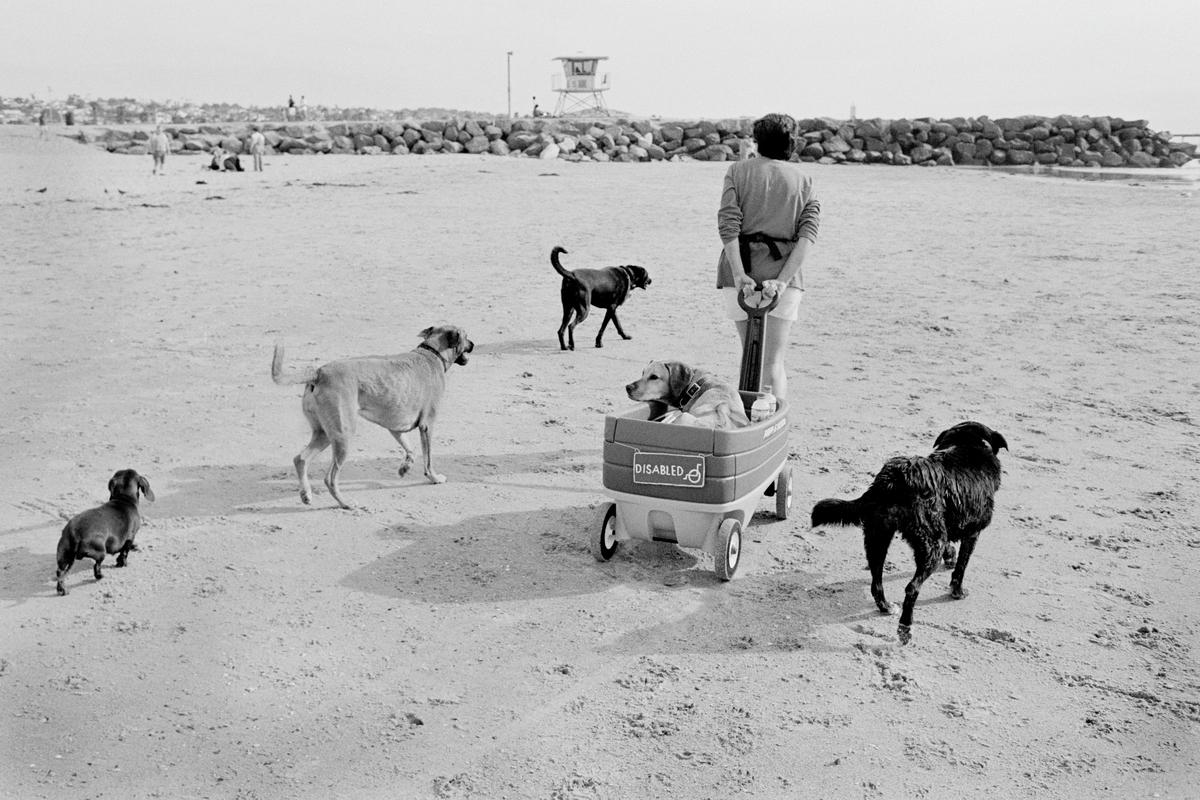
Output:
top-left (551, 245), bottom-right (651, 350)
top-left (811, 421), bottom-right (1007, 644)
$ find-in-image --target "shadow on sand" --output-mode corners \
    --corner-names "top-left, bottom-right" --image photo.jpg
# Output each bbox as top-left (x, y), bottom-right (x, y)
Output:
top-left (338, 501), bottom-right (920, 654)
top-left (146, 447), bottom-right (599, 518)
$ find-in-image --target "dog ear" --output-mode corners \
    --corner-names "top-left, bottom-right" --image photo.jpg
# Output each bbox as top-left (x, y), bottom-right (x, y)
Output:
top-left (137, 474), bottom-right (156, 502)
top-left (418, 326), bottom-right (434, 339)
top-left (989, 430), bottom-right (1009, 453)
top-left (108, 473), bottom-right (118, 495)
top-left (666, 362), bottom-right (691, 402)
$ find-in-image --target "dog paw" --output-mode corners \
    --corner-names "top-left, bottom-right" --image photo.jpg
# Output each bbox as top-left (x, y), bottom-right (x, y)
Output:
top-left (300, 491), bottom-right (312, 505)
top-left (56, 585), bottom-right (67, 596)
top-left (426, 472), bottom-right (447, 485)
top-left (950, 585), bottom-right (968, 600)
top-left (397, 462), bottom-right (412, 478)
top-left (897, 624), bottom-right (912, 645)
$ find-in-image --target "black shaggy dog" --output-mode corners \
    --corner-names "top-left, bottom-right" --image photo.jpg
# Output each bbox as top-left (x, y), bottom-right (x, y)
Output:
top-left (551, 245), bottom-right (651, 350)
top-left (811, 421), bottom-right (1008, 644)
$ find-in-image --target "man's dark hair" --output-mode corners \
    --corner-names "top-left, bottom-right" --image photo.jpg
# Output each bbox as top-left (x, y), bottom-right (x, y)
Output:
top-left (753, 113), bottom-right (797, 160)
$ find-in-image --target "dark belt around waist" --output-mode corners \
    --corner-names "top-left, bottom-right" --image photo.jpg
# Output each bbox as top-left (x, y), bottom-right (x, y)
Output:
top-left (738, 232), bottom-right (795, 273)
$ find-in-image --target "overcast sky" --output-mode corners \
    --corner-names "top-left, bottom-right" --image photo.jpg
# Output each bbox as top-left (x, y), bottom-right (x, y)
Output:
top-left (4, 0), bottom-right (1198, 133)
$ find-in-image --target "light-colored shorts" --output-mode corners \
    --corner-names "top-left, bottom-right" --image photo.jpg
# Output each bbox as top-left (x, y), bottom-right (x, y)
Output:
top-left (722, 287), bottom-right (803, 321)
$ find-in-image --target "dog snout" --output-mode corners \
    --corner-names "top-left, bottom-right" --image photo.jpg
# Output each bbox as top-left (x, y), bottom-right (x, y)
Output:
top-left (454, 338), bottom-right (474, 366)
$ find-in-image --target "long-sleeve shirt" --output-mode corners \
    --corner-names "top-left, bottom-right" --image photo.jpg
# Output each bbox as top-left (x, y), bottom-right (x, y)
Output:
top-left (716, 157), bottom-right (820, 289)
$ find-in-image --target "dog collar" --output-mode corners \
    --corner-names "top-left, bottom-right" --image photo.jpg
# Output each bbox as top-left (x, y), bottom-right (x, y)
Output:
top-left (417, 342), bottom-right (451, 371)
top-left (679, 378), bottom-right (715, 412)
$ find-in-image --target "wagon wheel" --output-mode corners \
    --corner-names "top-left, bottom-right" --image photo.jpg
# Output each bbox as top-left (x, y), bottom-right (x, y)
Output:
top-left (775, 464), bottom-right (793, 520)
top-left (592, 502), bottom-right (619, 562)
top-left (714, 518), bottom-right (743, 581)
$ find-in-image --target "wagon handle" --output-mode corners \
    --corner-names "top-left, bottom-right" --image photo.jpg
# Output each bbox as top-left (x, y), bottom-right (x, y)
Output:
top-left (737, 283), bottom-right (781, 315)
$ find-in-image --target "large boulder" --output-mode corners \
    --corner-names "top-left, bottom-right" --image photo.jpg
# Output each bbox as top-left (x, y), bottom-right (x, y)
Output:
top-left (822, 136), bottom-right (851, 154)
top-left (854, 119), bottom-right (884, 139)
top-left (1126, 151), bottom-right (1158, 168)
top-left (801, 143), bottom-right (824, 160)
top-left (931, 121), bottom-right (959, 138)
top-left (951, 141), bottom-right (977, 162)
top-left (464, 135), bottom-right (490, 154)
top-left (700, 143), bottom-right (734, 161)
top-left (488, 140), bottom-right (510, 156)
top-left (909, 143), bottom-right (935, 163)
top-left (658, 125), bottom-right (684, 144)
top-left (507, 131), bottom-right (537, 150)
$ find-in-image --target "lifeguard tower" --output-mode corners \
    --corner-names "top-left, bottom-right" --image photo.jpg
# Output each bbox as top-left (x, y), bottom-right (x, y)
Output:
top-left (551, 55), bottom-right (611, 117)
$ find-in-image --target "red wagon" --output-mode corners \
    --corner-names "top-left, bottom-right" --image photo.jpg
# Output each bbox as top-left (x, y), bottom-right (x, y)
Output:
top-left (591, 291), bottom-right (792, 580)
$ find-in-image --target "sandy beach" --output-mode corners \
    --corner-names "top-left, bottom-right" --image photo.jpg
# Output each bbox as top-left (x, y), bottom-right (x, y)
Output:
top-left (1, 125), bottom-right (1197, 799)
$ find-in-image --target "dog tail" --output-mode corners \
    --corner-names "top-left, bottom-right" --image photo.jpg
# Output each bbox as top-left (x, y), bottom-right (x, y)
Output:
top-left (811, 497), bottom-right (864, 529)
top-left (271, 342), bottom-right (318, 386)
top-left (550, 245), bottom-right (576, 281)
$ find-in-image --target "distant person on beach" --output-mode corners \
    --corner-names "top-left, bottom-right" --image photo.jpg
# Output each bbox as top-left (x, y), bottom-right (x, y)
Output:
top-left (300, 95), bottom-right (307, 121)
top-left (208, 145), bottom-right (244, 172)
top-left (287, 94), bottom-right (295, 120)
top-left (149, 125), bottom-right (171, 175)
top-left (38, 109), bottom-right (47, 139)
top-left (716, 113), bottom-right (820, 400)
top-left (248, 127), bottom-right (266, 171)
top-left (532, 97), bottom-right (542, 118)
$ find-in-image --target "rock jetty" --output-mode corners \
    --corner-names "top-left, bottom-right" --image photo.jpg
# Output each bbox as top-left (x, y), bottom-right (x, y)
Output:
top-left (78, 115), bottom-right (1195, 167)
